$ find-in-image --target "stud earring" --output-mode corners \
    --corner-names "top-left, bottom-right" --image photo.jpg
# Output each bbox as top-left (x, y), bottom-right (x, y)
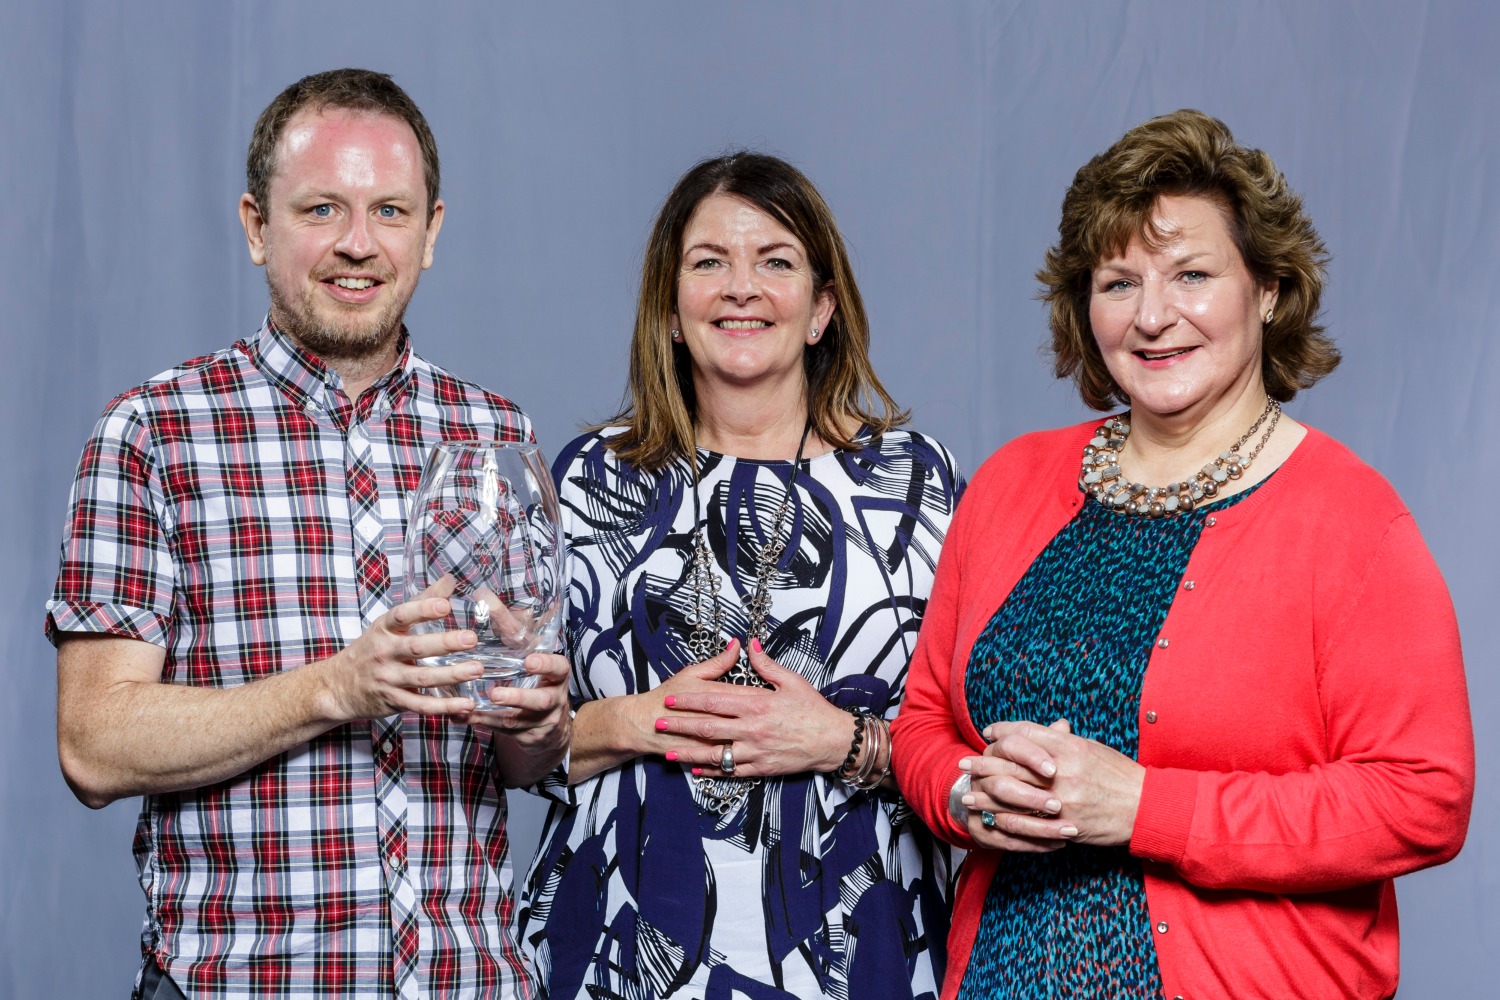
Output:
top-left (1264, 309), bottom-right (1274, 324)
top-left (810, 326), bottom-right (820, 340)
top-left (671, 329), bottom-right (683, 342)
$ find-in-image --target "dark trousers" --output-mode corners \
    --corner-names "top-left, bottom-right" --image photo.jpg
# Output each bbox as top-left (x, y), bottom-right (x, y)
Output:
top-left (137, 958), bottom-right (188, 1000)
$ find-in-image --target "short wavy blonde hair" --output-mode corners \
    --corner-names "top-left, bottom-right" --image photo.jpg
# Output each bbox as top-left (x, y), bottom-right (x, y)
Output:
top-left (1038, 109), bottom-right (1339, 410)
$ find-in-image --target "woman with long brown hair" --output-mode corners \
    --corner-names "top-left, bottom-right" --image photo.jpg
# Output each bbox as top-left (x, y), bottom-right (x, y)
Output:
top-left (518, 151), bottom-right (964, 999)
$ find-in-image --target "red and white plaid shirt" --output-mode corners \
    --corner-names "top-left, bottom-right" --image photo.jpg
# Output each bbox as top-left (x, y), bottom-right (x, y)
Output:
top-left (47, 320), bottom-right (540, 999)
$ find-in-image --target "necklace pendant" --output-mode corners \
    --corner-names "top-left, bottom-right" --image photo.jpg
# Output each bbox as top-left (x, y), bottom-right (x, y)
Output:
top-left (685, 420), bottom-right (814, 816)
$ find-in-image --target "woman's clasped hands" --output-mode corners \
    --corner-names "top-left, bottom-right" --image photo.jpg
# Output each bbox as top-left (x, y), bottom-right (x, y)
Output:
top-left (647, 637), bottom-right (854, 778)
top-left (959, 719), bottom-right (1146, 852)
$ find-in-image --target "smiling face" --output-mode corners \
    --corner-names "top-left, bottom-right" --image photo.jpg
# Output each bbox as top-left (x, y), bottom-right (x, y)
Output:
top-left (239, 107), bottom-right (444, 363)
top-left (672, 192), bottom-right (836, 398)
top-left (1089, 194), bottom-right (1278, 424)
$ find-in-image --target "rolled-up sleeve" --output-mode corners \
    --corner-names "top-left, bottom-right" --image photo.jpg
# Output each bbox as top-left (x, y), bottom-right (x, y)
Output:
top-left (47, 400), bottom-right (176, 648)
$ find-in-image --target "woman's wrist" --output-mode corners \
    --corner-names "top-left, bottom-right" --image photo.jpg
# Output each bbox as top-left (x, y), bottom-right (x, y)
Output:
top-left (567, 696), bottom-right (646, 785)
top-left (829, 706), bottom-right (868, 776)
top-left (834, 707), bottom-right (891, 790)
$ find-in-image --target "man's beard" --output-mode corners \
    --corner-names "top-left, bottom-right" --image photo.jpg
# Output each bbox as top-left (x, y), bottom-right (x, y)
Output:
top-left (267, 271), bottom-right (412, 363)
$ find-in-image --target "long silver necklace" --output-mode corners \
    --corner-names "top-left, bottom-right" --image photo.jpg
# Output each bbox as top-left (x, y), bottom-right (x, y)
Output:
top-left (1081, 397), bottom-right (1281, 516)
top-left (684, 420), bottom-right (811, 815)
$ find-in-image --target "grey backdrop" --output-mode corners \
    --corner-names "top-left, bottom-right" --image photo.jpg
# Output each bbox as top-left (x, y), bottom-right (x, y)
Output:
top-left (2, 1), bottom-right (1494, 995)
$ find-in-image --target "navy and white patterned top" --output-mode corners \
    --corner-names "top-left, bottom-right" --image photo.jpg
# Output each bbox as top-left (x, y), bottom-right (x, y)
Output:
top-left (958, 485), bottom-right (1260, 999)
top-left (520, 427), bottom-right (965, 1000)
top-left (47, 320), bottom-right (538, 999)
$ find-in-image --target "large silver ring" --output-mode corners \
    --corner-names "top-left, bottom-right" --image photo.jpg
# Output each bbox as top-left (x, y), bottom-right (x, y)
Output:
top-left (719, 743), bottom-right (735, 775)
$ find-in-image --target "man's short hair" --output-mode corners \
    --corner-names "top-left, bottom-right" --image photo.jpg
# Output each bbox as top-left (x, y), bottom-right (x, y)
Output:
top-left (246, 68), bottom-right (441, 220)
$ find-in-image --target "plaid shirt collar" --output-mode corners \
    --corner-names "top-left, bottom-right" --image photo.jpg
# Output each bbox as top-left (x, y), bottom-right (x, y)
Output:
top-left (245, 316), bottom-right (416, 426)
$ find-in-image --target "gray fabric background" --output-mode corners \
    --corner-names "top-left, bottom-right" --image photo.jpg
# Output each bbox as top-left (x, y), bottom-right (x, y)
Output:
top-left (2, 2), bottom-right (1493, 995)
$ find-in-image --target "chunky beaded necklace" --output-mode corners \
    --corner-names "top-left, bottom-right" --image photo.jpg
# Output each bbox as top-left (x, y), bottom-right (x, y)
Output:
top-left (1080, 398), bottom-right (1281, 517)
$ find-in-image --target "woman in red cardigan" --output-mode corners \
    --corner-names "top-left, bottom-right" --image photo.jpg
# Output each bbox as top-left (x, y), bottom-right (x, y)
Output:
top-left (890, 109), bottom-right (1473, 1000)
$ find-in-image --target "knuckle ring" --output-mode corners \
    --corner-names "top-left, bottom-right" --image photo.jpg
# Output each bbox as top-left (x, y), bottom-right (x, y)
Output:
top-left (981, 810), bottom-right (997, 829)
top-left (719, 743), bottom-right (735, 775)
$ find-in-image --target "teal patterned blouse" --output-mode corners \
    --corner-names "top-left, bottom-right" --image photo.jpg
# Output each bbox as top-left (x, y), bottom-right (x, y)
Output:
top-left (959, 484), bottom-right (1261, 999)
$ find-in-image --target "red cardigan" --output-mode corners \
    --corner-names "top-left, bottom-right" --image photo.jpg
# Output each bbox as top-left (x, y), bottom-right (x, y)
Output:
top-left (891, 421), bottom-right (1473, 1000)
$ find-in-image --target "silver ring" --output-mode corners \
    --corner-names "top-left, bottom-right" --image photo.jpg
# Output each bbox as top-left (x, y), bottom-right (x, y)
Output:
top-left (719, 743), bottom-right (735, 775)
top-left (981, 810), bottom-right (997, 829)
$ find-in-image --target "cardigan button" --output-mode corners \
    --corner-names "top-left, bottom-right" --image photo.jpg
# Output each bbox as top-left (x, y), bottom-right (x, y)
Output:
top-left (1145, 711), bottom-right (1158, 723)
top-left (1157, 638), bottom-right (1169, 648)
top-left (1156, 921), bottom-right (1169, 933)
top-left (1205, 516), bottom-right (1217, 527)
top-left (1182, 580), bottom-right (1195, 591)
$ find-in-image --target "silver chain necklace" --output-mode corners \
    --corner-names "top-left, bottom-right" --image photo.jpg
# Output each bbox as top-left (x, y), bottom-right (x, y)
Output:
top-left (684, 421), bottom-right (811, 815)
top-left (1081, 397), bottom-right (1281, 516)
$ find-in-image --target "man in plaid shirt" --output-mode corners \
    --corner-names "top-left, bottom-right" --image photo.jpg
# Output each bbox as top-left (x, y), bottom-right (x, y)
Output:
top-left (47, 69), bottom-right (570, 999)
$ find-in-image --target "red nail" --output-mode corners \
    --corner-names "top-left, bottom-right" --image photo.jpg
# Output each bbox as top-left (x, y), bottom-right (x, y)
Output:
top-left (665, 751), bottom-right (679, 762)
top-left (751, 637), bottom-right (763, 654)
top-left (691, 767), bottom-right (703, 776)
top-left (664, 695), bottom-right (676, 708)
top-left (654, 719), bottom-right (669, 732)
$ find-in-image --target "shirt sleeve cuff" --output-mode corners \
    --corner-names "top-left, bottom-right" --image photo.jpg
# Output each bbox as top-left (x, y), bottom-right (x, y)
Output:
top-left (44, 599), bottom-right (170, 649)
top-left (1129, 766), bottom-right (1198, 865)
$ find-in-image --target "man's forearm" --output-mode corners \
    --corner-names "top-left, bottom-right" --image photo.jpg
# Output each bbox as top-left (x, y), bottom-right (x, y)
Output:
top-left (59, 604), bottom-right (507, 807)
top-left (57, 637), bottom-right (341, 808)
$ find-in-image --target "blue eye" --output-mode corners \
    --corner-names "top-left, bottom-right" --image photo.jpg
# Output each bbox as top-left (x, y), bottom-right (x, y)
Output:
top-left (311, 204), bottom-right (333, 218)
top-left (765, 258), bottom-right (791, 270)
top-left (378, 205), bottom-right (399, 219)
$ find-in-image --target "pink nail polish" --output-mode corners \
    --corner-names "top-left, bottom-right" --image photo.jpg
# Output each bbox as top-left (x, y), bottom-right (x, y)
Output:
top-left (665, 751), bottom-right (679, 762)
top-left (655, 719), bottom-right (669, 732)
top-left (751, 637), bottom-right (763, 654)
top-left (691, 767), bottom-right (703, 776)
top-left (664, 695), bottom-right (677, 708)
